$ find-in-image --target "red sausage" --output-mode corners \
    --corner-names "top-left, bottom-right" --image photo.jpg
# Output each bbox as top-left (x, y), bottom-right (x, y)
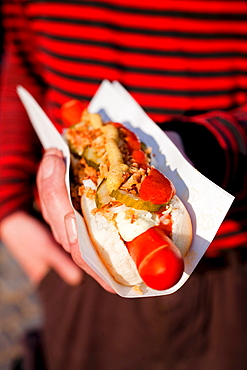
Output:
top-left (126, 226), bottom-right (184, 290)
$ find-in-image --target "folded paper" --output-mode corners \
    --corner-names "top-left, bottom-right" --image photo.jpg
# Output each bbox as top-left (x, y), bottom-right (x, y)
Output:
top-left (17, 81), bottom-right (234, 298)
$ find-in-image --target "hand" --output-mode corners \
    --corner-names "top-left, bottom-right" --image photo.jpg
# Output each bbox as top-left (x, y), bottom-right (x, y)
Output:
top-left (36, 148), bottom-right (115, 293)
top-left (0, 211), bottom-right (83, 285)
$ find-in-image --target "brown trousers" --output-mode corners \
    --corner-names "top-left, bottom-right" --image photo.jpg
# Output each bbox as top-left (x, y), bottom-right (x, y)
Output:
top-left (36, 247), bottom-right (247, 370)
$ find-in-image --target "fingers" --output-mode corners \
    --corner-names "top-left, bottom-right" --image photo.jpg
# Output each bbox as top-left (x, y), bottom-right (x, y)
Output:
top-left (65, 212), bottom-right (115, 293)
top-left (37, 148), bottom-right (73, 252)
top-left (70, 241), bottom-right (116, 294)
top-left (37, 149), bottom-right (115, 293)
top-left (64, 212), bottom-right (78, 248)
top-left (47, 238), bottom-right (84, 286)
top-left (0, 211), bottom-right (83, 286)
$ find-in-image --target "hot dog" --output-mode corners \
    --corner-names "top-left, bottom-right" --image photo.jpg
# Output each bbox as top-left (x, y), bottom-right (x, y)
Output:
top-left (62, 100), bottom-right (192, 291)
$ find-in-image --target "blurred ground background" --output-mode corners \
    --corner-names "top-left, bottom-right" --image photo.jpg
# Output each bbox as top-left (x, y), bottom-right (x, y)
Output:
top-left (0, 243), bottom-right (42, 370)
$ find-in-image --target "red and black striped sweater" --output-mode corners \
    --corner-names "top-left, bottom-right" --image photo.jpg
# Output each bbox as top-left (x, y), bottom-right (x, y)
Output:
top-left (1, 0), bottom-right (247, 254)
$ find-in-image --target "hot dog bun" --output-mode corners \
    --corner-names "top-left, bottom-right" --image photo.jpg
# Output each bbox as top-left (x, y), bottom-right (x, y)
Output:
top-left (81, 180), bottom-right (192, 287)
top-left (170, 195), bottom-right (192, 258)
top-left (81, 180), bottom-right (142, 286)
top-left (63, 106), bottom-right (192, 289)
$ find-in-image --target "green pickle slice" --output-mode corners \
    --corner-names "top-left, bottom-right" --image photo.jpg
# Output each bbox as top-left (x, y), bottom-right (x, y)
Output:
top-left (83, 146), bottom-right (102, 170)
top-left (95, 179), bottom-right (112, 208)
top-left (66, 123), bottom-right (87, 157)
top-left (111, 189), bottom-right (165, 212)
top-left (68, 142), bottom-right (84, 158)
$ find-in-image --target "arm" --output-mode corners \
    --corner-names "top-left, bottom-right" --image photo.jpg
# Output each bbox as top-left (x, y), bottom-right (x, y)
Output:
top-left (161, 107), bottom-right (247, 255)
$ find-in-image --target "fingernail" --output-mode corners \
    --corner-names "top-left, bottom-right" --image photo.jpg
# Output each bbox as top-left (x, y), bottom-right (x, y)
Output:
top-left (42, 156), bottom-right (55, 179)
top-left (64, 212), bottom-right (78, 248)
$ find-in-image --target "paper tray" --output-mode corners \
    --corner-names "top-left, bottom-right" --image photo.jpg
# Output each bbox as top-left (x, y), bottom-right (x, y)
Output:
top-left (17, 81), bottom-right (234, 298)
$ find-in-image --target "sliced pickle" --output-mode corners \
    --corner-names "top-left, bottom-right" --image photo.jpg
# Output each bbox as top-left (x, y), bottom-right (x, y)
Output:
top-left (141, 141), bottom-right (148, 151)
top-left (65, 123), bottom-right (87, 157)
top-left (83, 146), bottom-right (102, 170)
top-left (95, 179), bottom-right (112, 208)
top-left (111, 189), bottom-right (165, 212)
top-left (68, 142), bottom-right (84, 158)
top-left (141, 141), bottom-right (151, 160)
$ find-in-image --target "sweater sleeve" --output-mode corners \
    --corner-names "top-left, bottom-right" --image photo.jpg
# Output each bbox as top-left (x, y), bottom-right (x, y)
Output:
top-left (160, 107), bottom-right (247, 253)
top-left (0, 0), bottom-right (46, 222)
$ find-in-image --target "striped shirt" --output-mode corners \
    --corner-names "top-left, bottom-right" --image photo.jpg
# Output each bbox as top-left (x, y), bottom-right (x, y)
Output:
top-left (1, 0), bottom-right (247, 253)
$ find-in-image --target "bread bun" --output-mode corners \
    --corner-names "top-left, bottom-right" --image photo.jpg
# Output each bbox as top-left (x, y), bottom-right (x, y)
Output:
top-left (170, 195), bottom-right (192, 258)
top-left (81, 187), bottom-right (142, 286)
top-left (81, 181), bottom-right (192, 288)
